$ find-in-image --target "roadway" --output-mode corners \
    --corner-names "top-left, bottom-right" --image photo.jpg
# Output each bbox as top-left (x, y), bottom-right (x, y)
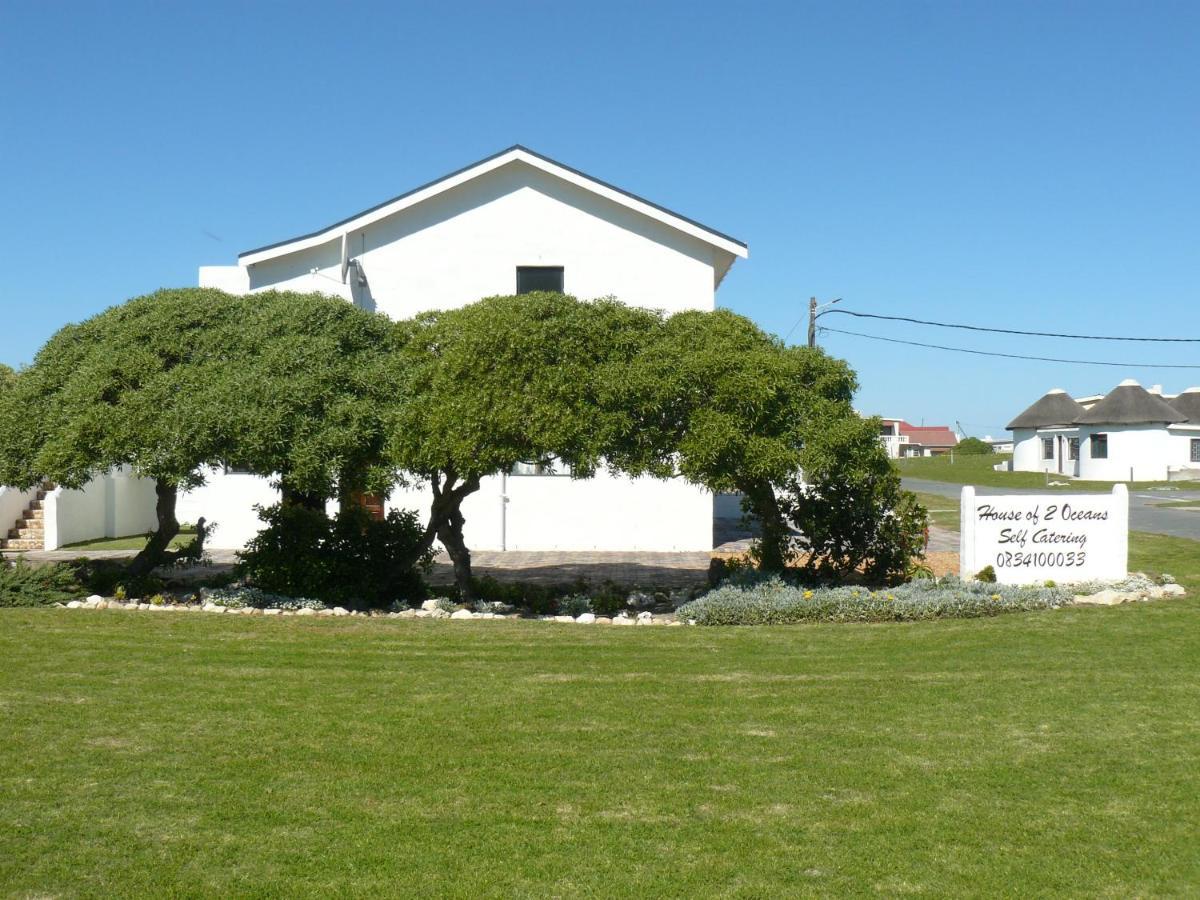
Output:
top-left (902, 478), bottom-right (1200, 541)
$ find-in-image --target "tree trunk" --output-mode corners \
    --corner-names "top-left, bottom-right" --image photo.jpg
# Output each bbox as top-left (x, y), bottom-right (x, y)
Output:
top-left (127, 479), bottom-right (180, 577)
top-left (744, 480), bottom-right (789, 574)
top-left (436, 504), bottom-right (474, 600)
top-left (419, 471), bottom-right (482, 600)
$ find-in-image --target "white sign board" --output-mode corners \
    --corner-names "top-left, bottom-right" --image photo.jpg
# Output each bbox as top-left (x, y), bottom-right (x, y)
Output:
top-left (959, 485), bottom-right (1128, 585)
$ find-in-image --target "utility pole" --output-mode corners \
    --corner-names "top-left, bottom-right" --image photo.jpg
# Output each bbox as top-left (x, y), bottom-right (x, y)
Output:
top-left (807, 296), bottom-right (818, 348)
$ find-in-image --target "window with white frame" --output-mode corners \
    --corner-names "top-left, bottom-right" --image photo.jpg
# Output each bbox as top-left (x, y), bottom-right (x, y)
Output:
top-left (1068, 438), bottom-right (1080, 461)
top-left (1091, 433), bottom-right (1108, 459)
top-left (1042, 437), bottom-right (1054, 460)
top-left (1191, 438), bottom-right (1200, 463)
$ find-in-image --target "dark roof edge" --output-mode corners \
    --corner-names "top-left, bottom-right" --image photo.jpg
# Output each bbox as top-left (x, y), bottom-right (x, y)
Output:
top-left (238, 144), bottom-right (748, 261)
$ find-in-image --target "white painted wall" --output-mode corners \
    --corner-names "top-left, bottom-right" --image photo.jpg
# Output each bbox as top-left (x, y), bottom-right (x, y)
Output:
top-left (175, 468), bottom-right (341, 550)
top-left (195, 157), bottom-right (726, 552)
top-left (1012, 429), bottom-right (1053, 474)
top-left (205, 162), bottom-right (719, 319)
top-left (1075, 425), bottom-right (1174, 482)
top-left (41, 468), bottom-right (159, 549)
top-left (0, 485), bottom-right (36, 541)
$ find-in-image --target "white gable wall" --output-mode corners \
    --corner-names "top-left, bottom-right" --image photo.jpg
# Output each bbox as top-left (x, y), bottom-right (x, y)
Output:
top-left (213, 162), bottom-right (722, 317)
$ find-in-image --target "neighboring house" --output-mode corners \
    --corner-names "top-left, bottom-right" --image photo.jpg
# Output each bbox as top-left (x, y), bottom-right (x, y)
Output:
top-left (876, 418), bottom-right (959, 458)
top-left (900, 423), bottom-right (959, 457)
top-left (182, 145), bottom-right (749, 550)
top-left (1008, 380), bottom-right (1200, 481)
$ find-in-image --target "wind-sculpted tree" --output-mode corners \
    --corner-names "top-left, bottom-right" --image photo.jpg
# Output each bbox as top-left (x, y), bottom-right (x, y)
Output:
top-left (608, 309), bottom-right (861, 573)
top-left (388, 292), bottom-right (662, 597)
top-left (0, 289), bottom-right (244, 574)
top-left (0, 288), bottom-right (406, 577)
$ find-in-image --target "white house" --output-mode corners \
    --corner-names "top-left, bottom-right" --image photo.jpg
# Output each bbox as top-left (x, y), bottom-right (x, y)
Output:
top-left (182, 145), bottom-right (749, 550)
top-left (1008, 380), bottom-right (1200, 482)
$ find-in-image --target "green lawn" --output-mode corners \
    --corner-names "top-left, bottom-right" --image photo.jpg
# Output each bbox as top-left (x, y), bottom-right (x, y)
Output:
top-left (62, 527), bottom-right (196, 552)
top-left (3, 553), bottom-right (1200, 895)
top-left (897, 453), bottom-right (1178, 491)
top-left (911, 490), bottom-right (961, 532)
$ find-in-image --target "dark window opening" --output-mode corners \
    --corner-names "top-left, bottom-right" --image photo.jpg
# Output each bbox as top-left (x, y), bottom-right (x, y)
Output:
top-left (1191, 438), bottom-right (1200, 463)
top-left (1042, 437), bottom-right (1054, 460)
top-left (516, 266), bottom-right (564, 294)
top-left (1068, 438), bottom-right (1080, 461)
top-left (1091, 434), bottom-right (1108, 459)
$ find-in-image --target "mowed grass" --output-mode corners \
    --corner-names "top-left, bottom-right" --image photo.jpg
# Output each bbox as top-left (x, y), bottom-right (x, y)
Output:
top-left (62, 527), bottom-right (195, 552)
top-left (897, 453), bottom-right (1177, 491)
top-left (4, 589), bottom-right (1200, 896)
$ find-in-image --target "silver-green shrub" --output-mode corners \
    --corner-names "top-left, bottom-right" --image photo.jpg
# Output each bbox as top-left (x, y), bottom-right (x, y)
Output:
top-left (200, 586), bottom-right (326, 611)
top-left (677, 576), bottom-right (1076, 626)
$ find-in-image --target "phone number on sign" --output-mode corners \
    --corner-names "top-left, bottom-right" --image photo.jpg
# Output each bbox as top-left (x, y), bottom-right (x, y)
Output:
top-left (996, 551), bottom-right (1087, 569)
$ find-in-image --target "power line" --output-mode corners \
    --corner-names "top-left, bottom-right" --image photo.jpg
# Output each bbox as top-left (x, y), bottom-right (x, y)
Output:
top-left (821, 326), bottom-right (1200, 369)
top-left (823, 309), bottom-right (1200, 342)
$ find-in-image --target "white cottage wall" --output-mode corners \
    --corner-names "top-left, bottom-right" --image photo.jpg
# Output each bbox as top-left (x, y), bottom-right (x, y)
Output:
top-left (1011, 429), bottom-right (1051, 473)
top-left (1075, 426), bottom-right (1174, 481)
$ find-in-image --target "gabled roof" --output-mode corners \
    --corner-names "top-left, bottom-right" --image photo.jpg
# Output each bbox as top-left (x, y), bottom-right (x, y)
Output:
top-left (1074, 379), bottom-right (1186, 426)
top-left (899, 423), bottom-right (958, 447)
top-left (1007, 389), bottom-right (1084, 430)
top-left (1169, 387), bottom-right (1200, 424)
top-left (238, 145), bottom-right (749, 268)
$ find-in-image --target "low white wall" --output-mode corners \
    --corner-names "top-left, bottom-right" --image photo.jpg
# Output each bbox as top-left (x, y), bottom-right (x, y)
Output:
top-left (44, 483), bottom-right (105, 549)
top-left (0, 485), bottom-right (37, 541)
top-left (41, 468), bottom-right (160, 549)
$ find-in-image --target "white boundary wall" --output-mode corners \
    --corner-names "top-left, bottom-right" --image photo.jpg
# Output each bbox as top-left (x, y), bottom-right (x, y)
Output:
top-left (960, 485), bottom-right (1128, 585)
top-left (41, 469), bottom-right (159, 550)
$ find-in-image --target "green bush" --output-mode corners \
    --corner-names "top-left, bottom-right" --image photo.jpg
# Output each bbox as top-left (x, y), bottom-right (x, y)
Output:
top-left (465, 575), bottom-right (589, 616)
top-left (677, 575), bottom-right (1072, 626)
top-left (0, 558), bottom-right (85, 607)
top-left (955, 437), bottom-right (993, 455)
top-left (557, 594), bottom-right (593, 617)
top-left (236, 504), bottom-right (434, 608)
top-left (785, 416), bottom-right (930, 584)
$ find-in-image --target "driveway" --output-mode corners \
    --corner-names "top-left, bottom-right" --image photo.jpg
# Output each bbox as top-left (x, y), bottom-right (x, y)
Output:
top-left (903, 478), bottom-right (1200, 541)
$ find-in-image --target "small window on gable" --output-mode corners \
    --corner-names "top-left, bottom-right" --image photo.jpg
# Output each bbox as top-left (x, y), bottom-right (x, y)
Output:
top-left (1091, 433), bottom-right (1108, 459)
top-left (1191, 438), bottom-right (1200, 463)
top-left (1042, 437), bottom-right (1054, 460)
top-left (516, 266), bottom-right (564, 295)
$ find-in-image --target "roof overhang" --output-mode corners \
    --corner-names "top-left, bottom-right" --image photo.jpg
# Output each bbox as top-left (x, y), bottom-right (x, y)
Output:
top-left (238, 145), bottom-right (749, 268)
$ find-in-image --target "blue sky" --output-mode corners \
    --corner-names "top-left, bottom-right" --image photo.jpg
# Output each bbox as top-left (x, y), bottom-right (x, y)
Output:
top-left (2, 1), bottom-right (1197, 436)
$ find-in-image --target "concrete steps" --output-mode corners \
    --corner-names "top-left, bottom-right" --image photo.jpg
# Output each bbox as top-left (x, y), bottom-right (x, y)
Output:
top-left (1, 483), bottom-right (54, 551)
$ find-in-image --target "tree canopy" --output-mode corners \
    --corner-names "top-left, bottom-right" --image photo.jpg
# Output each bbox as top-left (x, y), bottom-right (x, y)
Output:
top-left (0, 288), bottom-right (402, 574)
top-left (388, 292), bottom-right (662, 595)
top-left (609, 309), bottom-right (858, 571)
